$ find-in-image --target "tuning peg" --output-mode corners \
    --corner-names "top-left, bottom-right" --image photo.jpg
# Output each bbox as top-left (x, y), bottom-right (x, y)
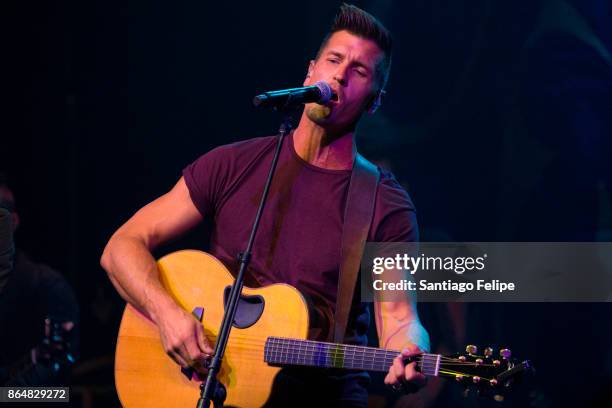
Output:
top-left (500, 348), bottom-right (512, 359)
top-left (484, 347), bottom-right (493, 357)
top-left (472, 376), bottom-right (481, 383)
top-left (465, 344), bottom-right (478, 354)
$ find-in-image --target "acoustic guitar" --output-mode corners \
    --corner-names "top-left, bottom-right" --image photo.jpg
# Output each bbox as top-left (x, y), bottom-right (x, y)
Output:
top-left (115, 250), bottom-right (531, 407)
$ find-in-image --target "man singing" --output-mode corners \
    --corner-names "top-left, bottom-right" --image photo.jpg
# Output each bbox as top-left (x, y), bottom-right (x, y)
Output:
top-left (102, 4), bottom-right (429, 406)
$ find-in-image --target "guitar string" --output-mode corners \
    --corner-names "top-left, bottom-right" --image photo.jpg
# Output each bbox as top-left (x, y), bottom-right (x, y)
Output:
top-left (163, 342), bottom-right (494, 377)
top-left (214, 337), bottom-right (496, 367)
top-left (222, 336), bottom-right (471, 363)
top-left (213, 346), bottom-right (485, 376)
top-left (264, 339), bottom-right (486, 364)
top-left (269, 338), bottom-right (487, 363)
top-left (194, 337), bottom-right (500, 371)
top-left (260, 340), bottom-right (495, 371)
top-left (228, 348), bottom-right (491, 371)
top-left (264, 344), bottom-right (431, 365)
top-left (229, 353), bottom-right (486, 373)
top-left (266, 343), bottom-right (415, 365)
top-left (261, 354), bottom-right (495, 372)
top-left (263, 349), bottom-right (491, 369)
top-left (438, 369), bottom-right (494, 382)
top-left (263, 352), bottom-right (476, 376)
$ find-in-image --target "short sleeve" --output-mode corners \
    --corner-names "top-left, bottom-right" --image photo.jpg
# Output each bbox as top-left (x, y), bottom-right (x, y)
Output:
top-left (182, 137), bottom-right (277, 218)
top-left (370, 168), bottom-right (419, 243)
top-left (182, 145), bottom-right (232, 218)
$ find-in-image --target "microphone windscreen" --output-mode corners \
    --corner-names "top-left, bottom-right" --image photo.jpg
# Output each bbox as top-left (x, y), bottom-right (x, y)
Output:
top-left (313, 81), bottom-right (333, 104)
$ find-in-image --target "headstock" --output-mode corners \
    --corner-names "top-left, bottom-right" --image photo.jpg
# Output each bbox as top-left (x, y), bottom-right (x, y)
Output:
top-left (414, 345), bottom-right (533, 400)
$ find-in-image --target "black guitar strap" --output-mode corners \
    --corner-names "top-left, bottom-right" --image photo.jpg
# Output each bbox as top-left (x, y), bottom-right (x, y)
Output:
top-left (333, 153), bottom-right (380, 343)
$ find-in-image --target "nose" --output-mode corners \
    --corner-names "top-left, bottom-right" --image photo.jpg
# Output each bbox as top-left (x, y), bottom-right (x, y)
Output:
top-left (333, 75), bottom-right (346, 86)
top-left (333, 64), bottom-right (348, 86)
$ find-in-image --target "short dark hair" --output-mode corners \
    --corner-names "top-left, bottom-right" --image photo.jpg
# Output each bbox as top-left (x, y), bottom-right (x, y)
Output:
top-left (316, 3), bottom-right (393, 90)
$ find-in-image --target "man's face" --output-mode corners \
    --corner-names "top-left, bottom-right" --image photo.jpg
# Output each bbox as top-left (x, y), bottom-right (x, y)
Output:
top-left (303, 30), bottom-right (384, 132)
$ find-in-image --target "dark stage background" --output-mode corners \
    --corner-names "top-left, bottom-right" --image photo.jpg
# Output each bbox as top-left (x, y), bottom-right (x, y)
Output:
top-left (2, 0), bottom-right (612, 406)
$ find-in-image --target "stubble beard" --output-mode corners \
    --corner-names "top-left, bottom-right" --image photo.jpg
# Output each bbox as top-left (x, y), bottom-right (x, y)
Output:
top-left (305, 104), bottom-right (362, 137)
top-left (305, 104), bottom-right (332, 124)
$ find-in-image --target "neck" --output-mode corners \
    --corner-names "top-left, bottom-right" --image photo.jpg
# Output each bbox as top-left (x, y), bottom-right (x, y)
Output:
top-left (293, 113), bottom-right (356, 171)
top-left (264, 337), bottom-right (442, 376)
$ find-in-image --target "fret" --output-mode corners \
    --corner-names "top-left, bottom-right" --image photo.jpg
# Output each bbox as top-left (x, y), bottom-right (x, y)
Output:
top-left (265, 338), bottom-right (442, 378)
top-left (373, 348), bottom-right (383, 371)
top-left (347, 344), bottom-right (356, 370)
top-left (331, 343), bottom-right (343, 368)
top-left (274, 338), bottom-right (351, 369)
top-left (289, 338), bottom-right (296, 365)
top-left (314, 341), bottom-right (327, 368)
top-left (284, 337), bottom-right (290, 365)
top-left (265, 337), bottom-right (418, 372)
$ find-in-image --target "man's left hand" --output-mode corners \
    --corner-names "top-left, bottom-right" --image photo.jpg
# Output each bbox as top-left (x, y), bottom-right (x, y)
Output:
top-left (383, 344), bottom-right (427, 393)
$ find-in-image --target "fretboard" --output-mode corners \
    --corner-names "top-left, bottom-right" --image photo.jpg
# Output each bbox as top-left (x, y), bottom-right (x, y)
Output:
top-left (264, 337), bottom-right (440, 376)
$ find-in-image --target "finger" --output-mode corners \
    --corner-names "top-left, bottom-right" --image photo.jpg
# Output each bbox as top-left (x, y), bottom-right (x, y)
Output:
top-left (400, 345), bottom-right (421, 358)
top-left (184, 337), bottom-right (207, 367)
top-left (404, 361), bottom-right (417, 381)
top-left (404, 361), bottom-right (426, 384)
top-left (385, 372), bottom-right (401, 387)
top-left (176, 339), bottom-right (201, 368)
top-left (167, 348), bottom-right (189, 368)
top-left (392, 356), bottom-right (405, 380)
top-left (195, 322), bottom-right (213, 355)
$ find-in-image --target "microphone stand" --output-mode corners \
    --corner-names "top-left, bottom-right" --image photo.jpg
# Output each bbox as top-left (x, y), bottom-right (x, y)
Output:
top-left (196, 109), bottom-right (294, 408)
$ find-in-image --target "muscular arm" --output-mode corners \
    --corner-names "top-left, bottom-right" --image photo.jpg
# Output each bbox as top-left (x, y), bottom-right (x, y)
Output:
top-left (100, 177), bottom-right (201, 321)
top-left (376, 287), bottom-right (430, 391)
top-left (374, 297), bottom-right (430, 352)
top-left (372, 239), bottom-right (430, 389)
top-left (100, 177), bottom-right (213, 368)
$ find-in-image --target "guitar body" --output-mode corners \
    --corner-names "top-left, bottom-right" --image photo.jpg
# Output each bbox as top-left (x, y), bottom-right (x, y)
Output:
top-left (115, 250), bottom-right (309, 408)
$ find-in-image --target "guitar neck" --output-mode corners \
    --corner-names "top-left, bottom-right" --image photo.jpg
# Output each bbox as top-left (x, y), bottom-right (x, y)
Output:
top-left (264, 337), bottom-right (441, 376)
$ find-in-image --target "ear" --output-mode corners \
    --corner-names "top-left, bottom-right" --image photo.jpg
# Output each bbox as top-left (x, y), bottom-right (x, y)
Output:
top-left (303, 60), bottom-right (315, 85)
top-left (367, 90), bottom-right (384, 114)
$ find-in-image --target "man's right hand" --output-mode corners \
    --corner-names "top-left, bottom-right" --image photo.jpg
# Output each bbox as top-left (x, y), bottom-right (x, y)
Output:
top-left (153, 303), bottom-right (214, 374)
top-left (100, 177), bottom-right (212, 372)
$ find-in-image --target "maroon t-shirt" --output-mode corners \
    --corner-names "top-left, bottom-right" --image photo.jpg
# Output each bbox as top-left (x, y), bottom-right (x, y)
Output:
top-left (183, 133), bottom-right (418, 344)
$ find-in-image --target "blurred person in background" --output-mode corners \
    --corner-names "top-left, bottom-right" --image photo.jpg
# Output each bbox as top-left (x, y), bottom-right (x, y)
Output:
top-left (0, 174), bottom-right (78, 386)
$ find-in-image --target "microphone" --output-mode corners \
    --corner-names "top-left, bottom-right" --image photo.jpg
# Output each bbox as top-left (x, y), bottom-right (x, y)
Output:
top-left (253, 81), bottom-right (334, 108)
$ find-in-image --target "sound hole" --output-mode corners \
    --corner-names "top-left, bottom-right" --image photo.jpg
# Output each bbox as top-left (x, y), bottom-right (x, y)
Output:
top-left (223, 286), bottom-right (265, 329)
